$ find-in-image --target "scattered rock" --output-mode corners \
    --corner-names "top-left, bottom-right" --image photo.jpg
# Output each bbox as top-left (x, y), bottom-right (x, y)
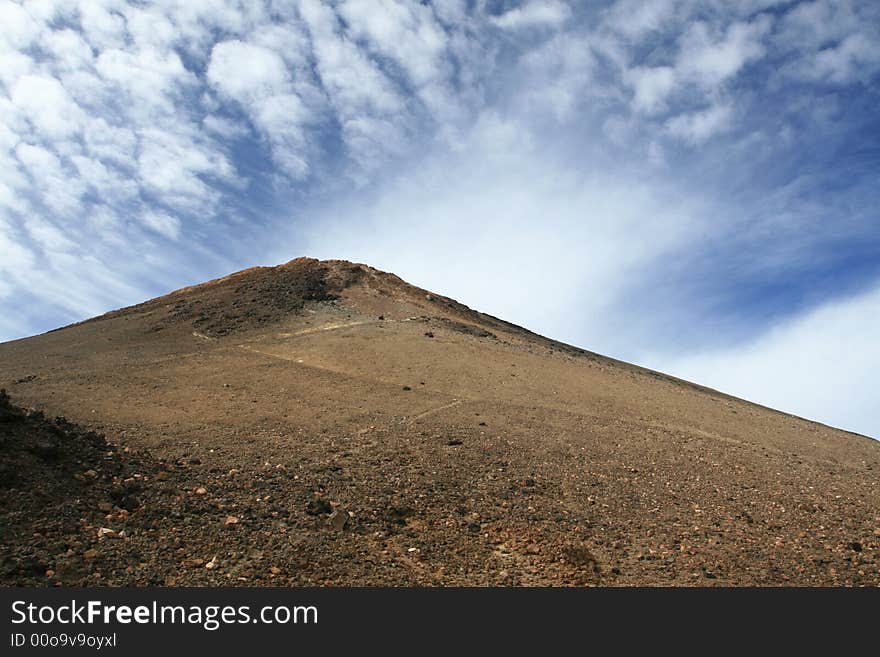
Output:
top-left (223, 515), bottom-right (239, 526)
top-left (195, 487), bottom-right (207, 495)
top-left (306, 498), bottom-right (332, 515)
top-left (424, 332), bottom-right (434, 338)
top-left (83, 469), bottom-right (98, 478)
top-left (329, 508), bottom-right (350, 531)
top-left (30, 441), bottom-right (60, 461)
top-left (447, 439), bottom-right (463, 446)
top-left (383, 507), bottom-right (412, 526)
top-left (205, 556), bottom-right (218, 570)
top-left (563, 546), bottom-right (601, 575)
top-left (83, 548), bottom-right (100, 560)
top-left (402, 385), bottom-right (412, 391)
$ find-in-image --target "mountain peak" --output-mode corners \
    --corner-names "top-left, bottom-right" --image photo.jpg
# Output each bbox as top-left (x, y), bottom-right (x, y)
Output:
top-left (2, 257), bottom-right (879, 586)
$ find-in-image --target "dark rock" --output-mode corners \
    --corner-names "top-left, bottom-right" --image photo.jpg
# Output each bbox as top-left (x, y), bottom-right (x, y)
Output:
top-left (383, 507), bottom-right (412, 526)
top-left (306, 498), bottom-right (332, 516)
top-left (29, 442), bottom-right (61, 462)
top-left (563, 546), bottom-right (601, 579)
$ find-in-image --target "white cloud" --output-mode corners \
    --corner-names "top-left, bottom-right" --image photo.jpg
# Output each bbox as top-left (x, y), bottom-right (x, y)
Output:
top-left (653, 283), bottom-right (880, 439)
top-left (0, 2), bottom-right (43, 51)
top-left (297, 0), bottom-right (413, 170)
top-left (804, 33), bottom-right (880, 84)
top-left (490, 1), bottom-right (572, 31)
top-left (337, 0), bottom-right (460, 121)
top-left (24, 216), bottom-right (77, 252)
top-left (122, 4), bottom-right (179, 52)
top-left (604, 0), bottom-right (677, 41)
top-left (82, 118), bottom-right (137, 167)
top-left (776, 0), bottom-right (880, 84)
top-left (77, 1), bottom-right (128, 51)
top-left (299, 0), bottom-right (403, 115)
top-left (15, 142), bottom-right (85, 215)
top-left (71, 154), bottom-right (139, 204)
top-left (40, 28), bottom-right (95, 72)
top-left (778, 0), bottom-right (861, 50)
top-left (141, 209), bottom-right (182, 240)
top-left (202, 114), bottom-right (250, 140)
top-left (338, 0), bottom-right (448, 87)
top-left (0, 217), bottom-right (35, 274)
top-left (676, 18), bottom-right (771, 89)
top-left (665, 103), bottom-right (734, 143)
top-left (207, 39), bottom-right (312, 177)
top-left (626, 65), bottom-right (676, 114)
top-left (10, 74), bottom-right (84, 141)
top-left (517, 34), bottom-right (596, 121)
top-left (207, 40), bottom-right (290, 105)
top-left (0, 49), bottom-right (35, 89)
top-left (95, 46), bottom-right (194, 117)
top-left (136, 128), bottom-right (232, 212)
top-left (620, 14), bottom-right (770, 134)
top-left (251, 91), bottom-right (308, 136)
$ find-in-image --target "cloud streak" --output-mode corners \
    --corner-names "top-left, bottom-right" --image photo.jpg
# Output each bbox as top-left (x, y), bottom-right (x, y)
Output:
top-left (652, 283), bottom-right (880, 438)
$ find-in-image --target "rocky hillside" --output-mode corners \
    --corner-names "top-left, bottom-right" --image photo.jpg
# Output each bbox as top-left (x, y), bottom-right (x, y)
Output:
top-left (1, 258), bottom-right (879, 586)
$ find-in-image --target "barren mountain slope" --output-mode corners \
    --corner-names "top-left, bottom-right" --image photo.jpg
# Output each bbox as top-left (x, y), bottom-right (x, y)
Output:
top-left (1, 257), bottom-right (878, 586)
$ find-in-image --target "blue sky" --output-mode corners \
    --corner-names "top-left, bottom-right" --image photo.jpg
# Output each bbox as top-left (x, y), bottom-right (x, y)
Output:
top-left (1, 0), bottom-right (879, 437)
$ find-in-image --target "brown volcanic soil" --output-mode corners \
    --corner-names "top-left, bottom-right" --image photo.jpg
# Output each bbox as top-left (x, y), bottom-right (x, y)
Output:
top-left (1, 257), bottom-right (879, 587)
